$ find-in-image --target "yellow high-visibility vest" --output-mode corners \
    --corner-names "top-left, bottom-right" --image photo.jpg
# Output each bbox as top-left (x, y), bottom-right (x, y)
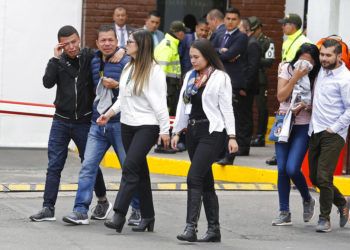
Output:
top-left (154, 33), bottom-right (181, 78)
top-left (282, 29), bottom-right (311, 62)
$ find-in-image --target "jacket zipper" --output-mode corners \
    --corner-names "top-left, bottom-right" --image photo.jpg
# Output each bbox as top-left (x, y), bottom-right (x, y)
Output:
top-left (75, 76), bottom-right (78, 120)
top-left (74, 57), bottom-right (82, 120)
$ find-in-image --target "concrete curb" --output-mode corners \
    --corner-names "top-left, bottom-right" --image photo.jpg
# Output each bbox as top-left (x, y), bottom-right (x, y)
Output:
top-left (100, 151), bottom-right (350, 196)
top-left (0, 182), bottom-right (277, 192)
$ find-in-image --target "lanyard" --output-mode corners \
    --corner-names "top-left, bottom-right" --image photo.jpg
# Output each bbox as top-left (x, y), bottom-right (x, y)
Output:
top-left (283, 33), bottom-right (302, 61)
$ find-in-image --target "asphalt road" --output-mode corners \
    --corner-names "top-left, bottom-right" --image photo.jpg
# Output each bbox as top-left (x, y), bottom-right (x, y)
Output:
top-left (1, 191), bottom-right (349, 250)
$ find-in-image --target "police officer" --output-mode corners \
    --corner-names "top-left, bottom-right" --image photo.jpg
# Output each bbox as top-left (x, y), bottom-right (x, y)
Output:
top-left (248, 16), bottom-right (275, 147)
top-left (154, 21), bottom-right (188, 153)
top-left (155, 20), bottom-right (188, 116)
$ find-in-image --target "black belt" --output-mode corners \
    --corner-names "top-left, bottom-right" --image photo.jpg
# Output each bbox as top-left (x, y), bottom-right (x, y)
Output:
top-left (188, 118), bottom-right (209, 126)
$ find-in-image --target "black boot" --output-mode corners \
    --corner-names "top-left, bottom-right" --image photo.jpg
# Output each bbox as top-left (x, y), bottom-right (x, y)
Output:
top-left (216, 154), bottom-right (235, 165)
top-left (177, 189), bottom-right (202, 242)
top-left (132, 217), bottom-right (155, 232)
top-left (197, 191), bottom-right (221, 242)
top-left (104, 212), bottom-right (126, 233)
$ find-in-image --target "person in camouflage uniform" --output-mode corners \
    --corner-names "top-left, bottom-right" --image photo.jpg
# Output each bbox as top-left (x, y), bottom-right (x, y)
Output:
top-left (248, 16), bottom-right (275, 147)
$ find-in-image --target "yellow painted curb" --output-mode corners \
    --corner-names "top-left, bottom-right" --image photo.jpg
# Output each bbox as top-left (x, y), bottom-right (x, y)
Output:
top-left (334, 176), bottom-right (350, 196)
top-left (100, 151), bottom-right (350, 196)
top-left (0, 182), bottom-right (277, 192)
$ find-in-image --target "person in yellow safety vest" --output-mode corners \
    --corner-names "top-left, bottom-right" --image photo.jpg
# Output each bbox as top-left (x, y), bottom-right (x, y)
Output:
top-left (279, 13), bottom-right (311, 62)
top-left (154, 20), bottom-right (188, 116)
top-left (266, 13), bottom-right (311, 166)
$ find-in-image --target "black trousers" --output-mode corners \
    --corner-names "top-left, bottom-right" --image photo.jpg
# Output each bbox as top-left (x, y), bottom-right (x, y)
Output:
top-left (255, 83), bottom-right (268, 136)
top-left (308, 131), bottom-right (347, 220)
top-left (113, 124), bottom-right (159, 218)
top-left (186, 122), bottom-right (226, 191)
top-left (166, 77), bottom-right (180, 116)
top-left (233, 92), bottom-right (254, 152)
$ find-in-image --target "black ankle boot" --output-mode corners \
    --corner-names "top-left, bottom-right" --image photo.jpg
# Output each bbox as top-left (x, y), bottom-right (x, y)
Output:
top-left (132, 217), bottom-right (155, 232)
top-left (104, 213), bottom-right (125, 233)
top-left (177, 223), bottom-right (197, 242)
top-left (197, 192), bottom-right (221, 242)
top-left (177, 189), bottom-right (202, 242)
top-left (216, 154), bottom-right (235, 166)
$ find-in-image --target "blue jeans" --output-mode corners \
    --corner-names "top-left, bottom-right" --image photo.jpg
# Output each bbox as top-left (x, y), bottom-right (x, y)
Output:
top-left (73, 121), bottom-right (138, 214)
top-left (43, 118), bottom-right (106, 208)
top-left (275, 124), bottom-right (312, 212)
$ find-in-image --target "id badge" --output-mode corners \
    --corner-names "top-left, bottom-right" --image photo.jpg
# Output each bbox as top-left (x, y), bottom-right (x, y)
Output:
top-left (185, 104), bottom-right (192, 115)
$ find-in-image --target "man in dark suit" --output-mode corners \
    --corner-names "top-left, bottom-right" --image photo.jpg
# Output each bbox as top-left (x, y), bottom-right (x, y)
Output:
top-left (143, 10), bottom-right (165, 47)
top-left (214, 7), bottom-right (248, 165)
top-left (179, 19), bottom-right (210, 77)
top-left (113, 6), bottom-right (135, 48)
top-left (206, 9), bottom-right (225, 45)
top-left (238, 18), bottom-right (261, 155)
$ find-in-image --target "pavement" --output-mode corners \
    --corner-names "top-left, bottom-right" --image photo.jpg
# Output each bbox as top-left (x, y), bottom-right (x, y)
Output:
top-left (1, 148), bottom-right (350, 249)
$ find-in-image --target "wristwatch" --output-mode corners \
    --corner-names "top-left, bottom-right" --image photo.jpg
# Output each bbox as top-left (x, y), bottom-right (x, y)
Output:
top-left (172, 132), bottom-right (181, 137)
top-left (228, 134), bottom-right (236, 139)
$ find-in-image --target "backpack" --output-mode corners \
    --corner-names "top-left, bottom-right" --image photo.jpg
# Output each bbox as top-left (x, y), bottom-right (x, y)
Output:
top-left (316, 35), bottom-right (350, 69)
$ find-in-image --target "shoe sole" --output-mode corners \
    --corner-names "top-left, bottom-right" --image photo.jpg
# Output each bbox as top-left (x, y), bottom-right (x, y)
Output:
top-left (272, 222), bottom-right (293, 226)
top-left (30, 217), bottom-right (56, 222)
top-left (90, 202), bottom-right (112, 220)
top-left (62, 216), bottom-right (89, 225)
top-left (128, 221), bottom-right (140, 226)
top-left (316, 228), bottom-right (332, 233)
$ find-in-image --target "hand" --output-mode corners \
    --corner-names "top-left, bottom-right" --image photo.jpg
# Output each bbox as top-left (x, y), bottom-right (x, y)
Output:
top-left (326, 128), bottom-right (334, 134)
top-left (96, 114), bottom-right (110, 126)
top-left (54, 43), bottom-right (66, 58)
top-left (160, 134), bottom-right (171, 149)
top-left (102, 77), bottom-right (119, 89)
top-left (239, 90), bottom-right (247, 96)
top-left (291, 102), bottom-right (307, 115)
top-left (109, 49), bottom-right (125, 63)
top-left (220, 48), bottom-right (228, 53)
top-left (228, 139), bottom-right (238, 153)
top-left (171, 134), bottom-right (180, 150)
top-left (292, 67), bottom-right (309, 81)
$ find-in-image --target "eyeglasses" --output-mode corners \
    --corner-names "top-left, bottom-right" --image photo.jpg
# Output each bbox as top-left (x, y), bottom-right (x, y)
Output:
top-left (127, 40), bottom-right (136, 44)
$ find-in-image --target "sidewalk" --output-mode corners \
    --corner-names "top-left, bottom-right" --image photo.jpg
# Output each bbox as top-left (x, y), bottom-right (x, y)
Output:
top-left (0, 146), bottom-right (349, 195)
top-left (101, 144), bottom-right (350, 195)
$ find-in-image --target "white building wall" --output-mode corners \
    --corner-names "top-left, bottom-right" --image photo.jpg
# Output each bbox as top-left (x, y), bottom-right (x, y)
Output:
top-left (308, 0), bottom-right (350, 44)
top-left (0, 0), bottom-right (82, 147)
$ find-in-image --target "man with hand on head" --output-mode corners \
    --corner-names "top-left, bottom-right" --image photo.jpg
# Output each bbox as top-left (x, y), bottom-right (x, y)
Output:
top-left (62, 25), bottom-right (140, 226)
top-left (29, 25), bottom-right (108, 222)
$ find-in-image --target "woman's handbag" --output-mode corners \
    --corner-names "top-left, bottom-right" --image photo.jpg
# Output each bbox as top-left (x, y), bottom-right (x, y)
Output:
top-left (268, 113), bottom-right (286, 142)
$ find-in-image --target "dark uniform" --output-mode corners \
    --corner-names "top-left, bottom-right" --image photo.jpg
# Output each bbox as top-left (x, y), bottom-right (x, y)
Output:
top-left (248, 17), bottom-right (275, 147)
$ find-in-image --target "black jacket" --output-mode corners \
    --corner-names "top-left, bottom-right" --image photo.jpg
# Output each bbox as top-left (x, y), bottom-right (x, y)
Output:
top-left (43, 48), bottom-right (95, 122)
top-left (214, 29), bottom-right (248, 91)
top-left (243, 36), bottom-right (261, 94)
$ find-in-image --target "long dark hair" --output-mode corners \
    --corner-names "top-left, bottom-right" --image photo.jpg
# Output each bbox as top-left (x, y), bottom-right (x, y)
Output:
top-left (289, 43), bottom-right (321, 88)
top-left (190, 38), bottom-right (225, 71)
top-left (126, 29), bottom-right (154, 96)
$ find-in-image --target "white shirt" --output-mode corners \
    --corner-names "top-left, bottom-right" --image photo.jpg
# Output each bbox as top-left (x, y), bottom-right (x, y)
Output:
top-left (172, 69), bottom-right (236, 135)
top-left (110, 62), bottom-right (170, 135)
top-left (309, 63), bottom-right (350, 140)
top-left (115, 24), bottom-right (128, 47)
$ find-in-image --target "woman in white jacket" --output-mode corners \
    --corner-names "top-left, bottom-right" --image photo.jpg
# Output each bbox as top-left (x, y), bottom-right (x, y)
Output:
top-left (97, 29), bottom-right (170, 233)
top-left (171, 39), bottom-right (238, 242)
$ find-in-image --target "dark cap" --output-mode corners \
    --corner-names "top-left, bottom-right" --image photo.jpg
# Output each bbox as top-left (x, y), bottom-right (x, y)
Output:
top-left (278, 13), bottom-right (302, 28)
top-left (248, 16), bottom-right (262, 31)
top-left (169, 21), bottom-right (190, 33)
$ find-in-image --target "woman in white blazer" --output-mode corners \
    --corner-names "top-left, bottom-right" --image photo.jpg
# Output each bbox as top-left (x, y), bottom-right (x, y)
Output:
top-left (171, 39), bottom-right (238, 242)
top-left (97, 29), bottom-right (170, 233)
